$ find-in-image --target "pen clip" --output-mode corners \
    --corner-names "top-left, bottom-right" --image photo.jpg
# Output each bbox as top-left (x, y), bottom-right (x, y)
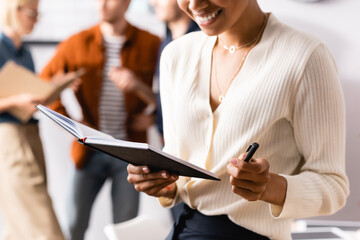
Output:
top-left (246, 144), bottom-right (252, 152)
top-left (243, 142), bottom-right (259, 162)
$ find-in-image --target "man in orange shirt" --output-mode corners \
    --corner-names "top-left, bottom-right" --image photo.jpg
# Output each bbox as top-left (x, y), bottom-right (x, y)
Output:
top-left (41, 0), bottom-right (160, 239)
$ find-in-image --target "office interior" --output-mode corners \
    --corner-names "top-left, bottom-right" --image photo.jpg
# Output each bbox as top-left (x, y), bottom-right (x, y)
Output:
top-left (0, 0), bottom-right (359, 239)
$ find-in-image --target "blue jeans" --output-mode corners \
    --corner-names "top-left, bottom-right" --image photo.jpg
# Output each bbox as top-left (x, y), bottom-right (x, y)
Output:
top-left (66, 151), bottom-right (139, 240)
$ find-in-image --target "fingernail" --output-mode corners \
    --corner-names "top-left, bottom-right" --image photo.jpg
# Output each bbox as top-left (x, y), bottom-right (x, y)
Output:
top-left (230, 159), bottom-right (238, 165)
top-left (142, 167), bottom-right (149, 173)
top-left (171, 174), bottom-right (178, 180)
top-left (161, 172), bottom-right (169, 178)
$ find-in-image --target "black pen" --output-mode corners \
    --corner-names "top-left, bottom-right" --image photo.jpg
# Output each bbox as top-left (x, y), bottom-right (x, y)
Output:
top-left (243, 142), bottom-right (259, 162)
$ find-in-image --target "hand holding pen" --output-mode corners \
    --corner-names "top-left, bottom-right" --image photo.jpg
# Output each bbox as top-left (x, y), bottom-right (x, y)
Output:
top-left (226, 142), bottom-right (272, 202)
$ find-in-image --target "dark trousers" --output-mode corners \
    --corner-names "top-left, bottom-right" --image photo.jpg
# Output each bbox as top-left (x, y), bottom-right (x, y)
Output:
top-left (166, 204), bottom-right (270, 240)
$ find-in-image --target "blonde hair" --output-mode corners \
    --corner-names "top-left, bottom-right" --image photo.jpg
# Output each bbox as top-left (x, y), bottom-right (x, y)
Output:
top-left (0, 0), bottom-right (38, 28)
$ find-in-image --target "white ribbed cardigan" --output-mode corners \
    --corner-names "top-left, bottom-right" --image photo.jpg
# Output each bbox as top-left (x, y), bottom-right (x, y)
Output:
top-left (159, 14), bottom-right (349, 240)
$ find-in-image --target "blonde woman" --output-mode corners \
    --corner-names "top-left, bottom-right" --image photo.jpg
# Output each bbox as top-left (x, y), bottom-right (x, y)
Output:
top-left (0, 0), bottom-right (64, 239)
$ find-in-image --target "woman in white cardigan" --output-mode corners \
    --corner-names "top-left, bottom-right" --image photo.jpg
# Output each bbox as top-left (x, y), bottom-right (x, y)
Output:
top-left (127, 0), bottom-right (349, 239)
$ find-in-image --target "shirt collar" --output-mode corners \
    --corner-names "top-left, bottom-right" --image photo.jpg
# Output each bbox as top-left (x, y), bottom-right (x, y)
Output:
top-left (94, 21), bottom-right (137, 48)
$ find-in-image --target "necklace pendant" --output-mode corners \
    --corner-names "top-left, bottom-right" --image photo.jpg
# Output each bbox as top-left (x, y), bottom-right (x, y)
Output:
top-left (229, 46), bottom-right (236, 54)
top-left (219, 95), bottom-right (224, 102)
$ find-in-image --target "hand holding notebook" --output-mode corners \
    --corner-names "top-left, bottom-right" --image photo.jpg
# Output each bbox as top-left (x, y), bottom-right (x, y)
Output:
top-left (0, 61), bottom-right (85, 122)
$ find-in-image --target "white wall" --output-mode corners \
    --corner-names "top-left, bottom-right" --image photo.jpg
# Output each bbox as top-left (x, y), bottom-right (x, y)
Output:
top-left (1, 0), bottom-right (360, 239)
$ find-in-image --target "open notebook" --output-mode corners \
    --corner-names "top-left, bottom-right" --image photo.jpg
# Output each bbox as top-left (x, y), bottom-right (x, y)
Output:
top-left (36, 104), bottom-right (220, 181)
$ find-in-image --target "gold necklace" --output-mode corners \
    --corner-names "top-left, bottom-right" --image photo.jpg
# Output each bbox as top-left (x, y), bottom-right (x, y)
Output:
top-left (218, 13), bottom-right (269, 54)
top-left (212, 47), bottom-right (250, 103)
top-left (219, 37), bottom-right (257, 54)
top-left (212, 13), bottom-right (269, 103)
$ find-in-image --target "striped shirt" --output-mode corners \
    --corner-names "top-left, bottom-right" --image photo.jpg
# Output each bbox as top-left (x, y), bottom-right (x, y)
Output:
top-left (99, 35), bottom-right (127, 140)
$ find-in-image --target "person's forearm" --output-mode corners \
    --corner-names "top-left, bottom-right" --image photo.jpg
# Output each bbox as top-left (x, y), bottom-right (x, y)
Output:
top-left (261, 173), bottom-right (287, 207)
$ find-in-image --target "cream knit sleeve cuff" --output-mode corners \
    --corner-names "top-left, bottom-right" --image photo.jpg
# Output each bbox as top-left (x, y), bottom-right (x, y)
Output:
top-left (269, 174), bottom-right (304, 219)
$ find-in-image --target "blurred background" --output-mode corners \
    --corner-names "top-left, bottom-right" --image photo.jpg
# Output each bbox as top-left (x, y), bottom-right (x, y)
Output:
top-left (0, 0), bottom-right (359, 239)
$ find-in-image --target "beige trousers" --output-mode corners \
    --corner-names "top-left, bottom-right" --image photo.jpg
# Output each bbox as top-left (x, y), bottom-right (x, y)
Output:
top-left (0, 123), bottom-right (64, 240)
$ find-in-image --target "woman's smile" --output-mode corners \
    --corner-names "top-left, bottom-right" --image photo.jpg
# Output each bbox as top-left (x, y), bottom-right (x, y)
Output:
top-left (193, 9), bottom-right (222, 26)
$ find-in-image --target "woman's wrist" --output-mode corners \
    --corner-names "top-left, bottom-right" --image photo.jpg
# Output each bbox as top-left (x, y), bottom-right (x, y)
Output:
top-left (164, 182), bottom-right (177, 199)
top-left (260, 173), bottom-right (287, 207)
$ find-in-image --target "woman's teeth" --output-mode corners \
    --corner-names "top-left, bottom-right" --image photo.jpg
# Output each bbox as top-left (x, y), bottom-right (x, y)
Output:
top-left (195, 11), bottom-right (219, 23)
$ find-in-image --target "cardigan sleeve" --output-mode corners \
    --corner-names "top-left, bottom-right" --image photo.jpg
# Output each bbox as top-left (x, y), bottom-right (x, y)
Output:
top-left (270, 44), bottom-right (349, 219)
